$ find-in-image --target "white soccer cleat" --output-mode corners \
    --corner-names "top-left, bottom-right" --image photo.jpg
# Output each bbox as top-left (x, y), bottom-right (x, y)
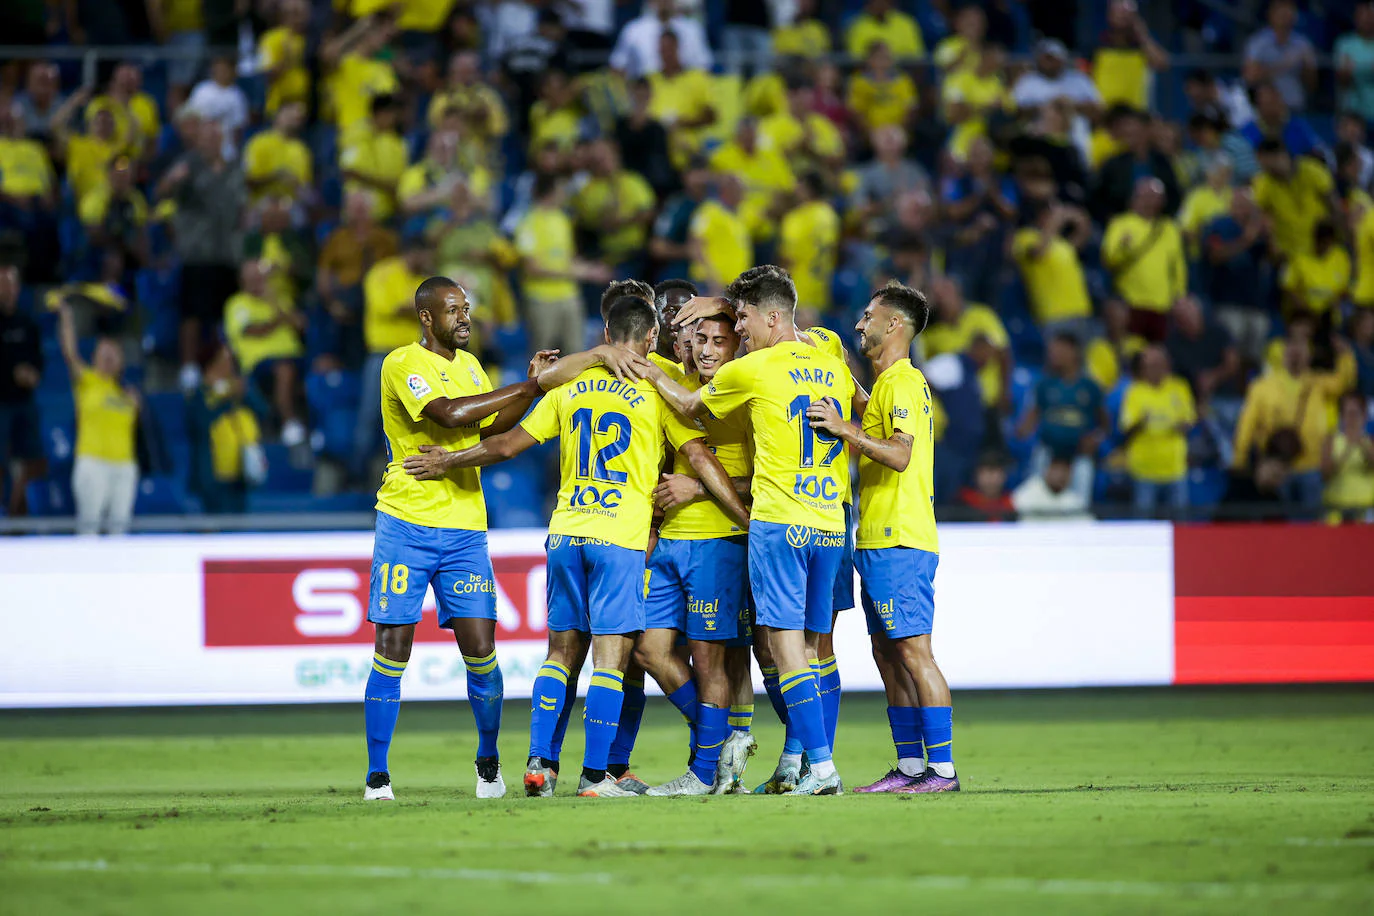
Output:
top-left (615, 772), bottom-right (651, 795)
top-left (786, 770), bottom-right (843, 796)
top-left (475, 758), bottom-right (506, 799)
top-left (524, 758), bottom-right (557, 798)
top-left (646, 771), bottom-right (713, 797)
top-left (576, 775), bottom-right (640, 798)
top-left (755, 760), bottom-right (801, 795)
top-left (717, 731), bottom-right (758, 790)
top-left (364, 771), bottom-right (394, 801)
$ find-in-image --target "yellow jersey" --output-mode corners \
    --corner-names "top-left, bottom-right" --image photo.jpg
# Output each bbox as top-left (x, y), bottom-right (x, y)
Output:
top-left (86, 93), bottom-right (160, 155)
top-left (800, 325), bottom-right (847, 363)
top-left (648, 352), bottom-right (685, 381)
top-left (1352, 207), bottom-right (1374, 307)
top-left (758, 111), bottom-right (844, 163)
top-left (224, 291), bottom-right (303, 373)
top-left (258, 26), bottom-right (310, 114)
top-left (847, 72), bottom-right (917, 131)
top-left (340, 127), bottom-right (408, 219)
top-left (528, 102), bottom-right (581, 153)
top-left (780, 200), bottom-right (840, 311)
top-left (209, 403), bottom-right (262, 482)
top-left (0, 138), bottom-right (55, 198)
top-left (78, 185), bottom-right (147, 228)
top-left (1178, 186), bottom-right (1232, 242)
top-left (396, 0), bottom-right (457, 33)
top-left (427, 84), bottom-right (509, 142)
top-left (701, 341), bottom-right (854, 532)
top-left (1010, 227), bottom-right (1093, 323)
top-left (520, 366), bottom-right (704, 550)
top-left (772, 20), bottom-right (831, 59)
top-left (689, 200), bottom-right (752, 290)
top-left (1086, 335), bottom-right (1147, 392)
top-left (1252, 158), bottom-right (1333, 259)
top-left (514, 206), bottom-right (578, 302)
top-left (243, 129), bottom-right (313, 201)
top-left (162, 0), bottom-right (202, 31)
top-left (66, 134), bottom-right (121, 203)
top-left (1324, 431), bottom-right (1374, 510)
top-left (1281, 246), bottom-right (1351, 315)
top-left (921, 304), bottom-right (1009, 407)
top-left (396, 160), bottom-right (492, 211)
top-left (660, 371), bottom-right (752, 540)
top-left (1094, 47), bottom-right (1150, 110)
top-left (856, 359), bottom-right (937, 552)
top-left (847, 12), bottom-right (925, 59)
top-left (941, 69), bottom-right (1009, 160)
top-left (572, 170), bottom-right (657, 262)
top-left (329, 54), bottom-right (399, 130)
top-left (1101, 213), bottom-right (1187, 312)
top-left (74, 368), bottom-right (137, 464)
top-left (1121, 376), bottom-right (1196, 482)
top-left (363, 256), bottom-right (424, 353)
top-left (376, 343), bottom-right (494, 530)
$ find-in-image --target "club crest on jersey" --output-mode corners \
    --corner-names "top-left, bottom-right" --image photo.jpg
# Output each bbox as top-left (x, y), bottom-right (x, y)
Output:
top-left (786, 525), bottom-right (812, 549)
top-left (406, 374), bottom-right (431, 399)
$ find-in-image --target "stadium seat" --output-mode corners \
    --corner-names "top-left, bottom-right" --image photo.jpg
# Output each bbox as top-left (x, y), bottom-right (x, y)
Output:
top-left (318, 407), bottom-right (356, 461)
top-left (261, 444), bottom-right (314, 492)
top-left (25, 475), bottom-right (73, 517)
top-left (306, 369), bottom-right (363, 420)
top-left (134, 475), bottom-right (193, 515)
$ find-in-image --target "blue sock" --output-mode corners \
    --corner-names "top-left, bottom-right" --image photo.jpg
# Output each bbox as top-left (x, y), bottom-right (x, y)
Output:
top-left (463, 650), bottom-right (503, 760)
top-left (550, 684), bottom-right (576, 768)
top-left (582, 668), bottom-right (625, 777)
top-left (760, 665), bottom-right (788, 724)
top-left (818, 656), bottom-right (841, 752)
top-left (364, 653), bottom-right (406, 775)
top-left (888, 705), bottom-right (923, 764)
top-left (920, 706), bottom-right (954, 768)
top-left (728, 704), bottom-right (754, 733)
top-left (666, 679), bottom-right (700, 756)
top-left (606, 675), bottom-right (646, 774)
top-left (528, 661), bottom-right (569, 761)
top-left (779, 668), bottom-right (830, 765)
top-left (690, 704), bottom-right (729, 785)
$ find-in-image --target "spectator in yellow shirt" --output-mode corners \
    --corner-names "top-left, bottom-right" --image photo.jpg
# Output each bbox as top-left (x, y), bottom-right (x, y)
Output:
top-left (708, 117), bottom-right (796, 241)
top-left (778, 172), bottom-right (840, 312)
top-left (760, 80), bottom-right (845, 173)
top-left (243, 102), bottom-right (313, 207)
top-left (847, 43), bottom-right (917, 136)
top-left (0, 100), bottom-right (59, 278)
top-left (258, 0), bottom-right (312, 116)
top-left (1093, 0), bottom-right (1169, 111)
top-left (1121, 345), bottom-right (1196, 516)
top-left (58, 300), bottom-right (139, 535)
top-left (1086, 299), bottom-right (1148, 392)
top-left (317, 191), bottom-right (400, 369)
top-left (934, 5), bottom-right (987, 76)
top-left (689, 173), bottom-right (752, 294)
top-left (1349, 193), bottom-right (1374, 309)
top-left (322, 14), bottom-right (400, 131)
top-left (85, 63), bottom-right (161, 160)
top-left (1281, 221), bottom-right (1351, 326)
top-left (922, 275), bottom-right (1012, 418)
top-left (52, 88), bottom-right (122, 206)
top-left (1178, 156), bottom-right (1234, 253)
top-left (1011, 202), bottom-right (1095, 335)
top-left (397, 128), bottom-right (492, 226)
top-left (340, 94), bottom-right (408, 220)
top-left (224, 259), bottom-right (306, 446)
top-left (847, 0), bottom-right (925, 61)
top-left (1321, 392), bottom-right (1374, 521)
top-left (1102, 178), bottom-right (1187, 342)
top-left (648, 30), bottom-right (718, 170)
top-left (942, 43), bottom-right (1011, 161)
top-left (528, 69), bottom-right (583, 155)
top-left (79, 156), bottom-right (149, 271)
top-left (572, 138), bottom-right (657, 273)
top-left (772, 0), bottom-right (830, 60)
top-left (353, 237), bottom-right (435, 474)
top-left (1252, 138), bottom-right (1335, 260)
top-left (426, 51), bottom-right (509, 160)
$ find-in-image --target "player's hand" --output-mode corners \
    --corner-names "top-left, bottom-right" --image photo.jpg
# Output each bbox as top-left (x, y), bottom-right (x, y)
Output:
top-left (528, 349), bottom-right (560, 378)
top-left (672, 296), bottom-right (734, 327)
top-left (403, 444), bottom-right (451, 480)
top-left (806, 399), bottom-right (846, 437)
top-left (654, 473), bottom-right (703, 510)
top-left (596, 344), bottom-right (652, 382)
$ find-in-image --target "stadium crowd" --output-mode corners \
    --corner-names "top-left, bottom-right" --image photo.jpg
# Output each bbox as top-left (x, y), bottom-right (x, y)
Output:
top-left (1, 0), bottom-right (1373, 532)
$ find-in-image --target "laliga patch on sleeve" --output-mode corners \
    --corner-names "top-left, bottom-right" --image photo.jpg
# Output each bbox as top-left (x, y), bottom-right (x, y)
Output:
top-left (406, 374), bottom-right (432, 399)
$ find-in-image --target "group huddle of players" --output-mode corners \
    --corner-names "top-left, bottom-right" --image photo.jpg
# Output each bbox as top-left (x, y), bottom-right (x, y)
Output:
top-left (359, 264), bottom-right (957, 800)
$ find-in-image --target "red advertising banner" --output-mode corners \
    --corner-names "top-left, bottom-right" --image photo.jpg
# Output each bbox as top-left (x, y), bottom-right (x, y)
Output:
top-left (1174, 525), bottom-right (1374, 684)
top-left (203, 554), bottom-right (550, 647)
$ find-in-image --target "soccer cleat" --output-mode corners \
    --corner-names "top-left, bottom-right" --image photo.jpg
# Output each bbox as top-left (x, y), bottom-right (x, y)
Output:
top-left (576, 775), bottom-right (640, 798)
top-left (786, 770), bottom-right (843, 796)
top-left (364, 771), bottom-right (394, 801)
top-left (717, 731), bottom-right (758, 790)
top-left (646, 771), bottom-right (713, 797)
top-left (853, 769), bottom-right (921, 794)
top-left (753, 760), bottom-right (801, 795)
top-left (615, 772), bottom-right (651, 795)
top-left (895, 770), bottom-right (961, 794)
top-left (524, 757), bottom-right (557, 798)
top-left (475, 757), bottom-right (506, 799)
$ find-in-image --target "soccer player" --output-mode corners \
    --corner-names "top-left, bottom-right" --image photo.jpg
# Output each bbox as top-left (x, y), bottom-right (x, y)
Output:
top-left (807, 282), bottom-right (959, 793)
top-left (639, 308), bottom-right (755, 795)
top-left (405, 297), bottom-right (750, 797)
top-left (643, 268), bottom-right (855, 795)
top-left (363, 277), bottom-right (560, 802)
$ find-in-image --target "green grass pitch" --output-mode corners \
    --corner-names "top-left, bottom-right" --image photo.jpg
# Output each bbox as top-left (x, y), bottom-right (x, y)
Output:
top-left (2, 688), bottom-right (1373, 914)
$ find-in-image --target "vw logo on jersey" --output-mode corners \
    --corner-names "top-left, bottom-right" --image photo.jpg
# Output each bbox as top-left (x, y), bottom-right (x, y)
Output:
top-left (548, 535), bottom-right (564, 550)
top-left (786, 525), bottom-right (812, 549)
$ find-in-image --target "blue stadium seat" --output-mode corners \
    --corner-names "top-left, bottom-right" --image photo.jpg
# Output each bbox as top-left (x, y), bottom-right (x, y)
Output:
top-left (486, 464), bottom-right (546, 529)
top-left (37, 397), bottom-right (75, 465)
top-left (319, 407), bottom-right (355, 461)
top-left (261, 444), bottom-right (313, 492)
top-left (1188, 467), bottom-right (1228, 509)
top-left (26, 475), bottom-right (73, 517)
top-left (134, 475), bottom-right (193, 515)
top-left (306, 369), bottom-right (363, 420)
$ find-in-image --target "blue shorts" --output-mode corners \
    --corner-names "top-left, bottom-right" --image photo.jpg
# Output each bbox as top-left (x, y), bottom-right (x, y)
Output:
top-left (645, 536), bottom-right (749, 642)
top-left (857, 547), bottom-right (939, 639)
top-left (832, 502), bottom-right (856, 613)
top-left (368, 511), bottom-right (497, 628)
top-left (748, 522), bottom-right (845, 633)
top-left (546, 535), bottom-right (646, 636)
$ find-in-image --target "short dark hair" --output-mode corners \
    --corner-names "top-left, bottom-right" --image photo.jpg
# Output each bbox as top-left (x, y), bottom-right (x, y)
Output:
top-left (871, 281), bottom-right (929, 335)
top-left (653, 278), bottom-right (698, 314)
top-left (799, 170), bottom-right (828, 199)
top-left (371, 93), bottom-right (401, 116)
top-left (533, 173), bottom-right (561, 201)
top-left (724, 265), bottom-right (797, 315)
top-left (605, 296), bottom-right (658, 344)
top-left (1257, 138), bottom-right (1285, 156)
top-left (1050, 330), bottom-right (1082, 350)
top-left (415, 275), bottom-right (461, 315)
top-left (599, 279), bottom-right (654, 318)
